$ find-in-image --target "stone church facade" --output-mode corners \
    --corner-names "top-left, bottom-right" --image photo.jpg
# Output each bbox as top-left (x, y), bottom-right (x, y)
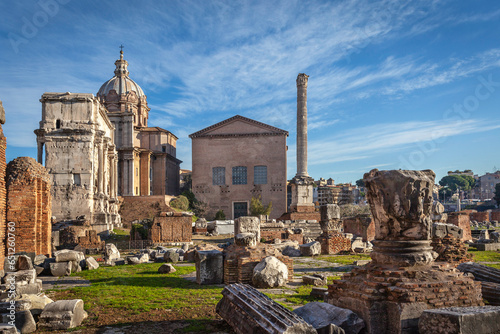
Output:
top-left (35, 50), bottom-right (181, 231)
top-left (190, 115), bottom-right (288, 219)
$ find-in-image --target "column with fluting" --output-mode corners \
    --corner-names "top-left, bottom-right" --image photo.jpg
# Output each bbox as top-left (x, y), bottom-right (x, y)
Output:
top-left (296, 73), bottom-right (309, 178)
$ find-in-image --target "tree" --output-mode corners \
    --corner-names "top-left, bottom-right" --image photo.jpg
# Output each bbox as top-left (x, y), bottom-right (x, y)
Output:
top-left (193, 201), bottom-right (210, 218)
top-left (439, 175), bottom-right (476, 192)
top-left (170, 195), bottom-right (189, 211)
top-left (250, 195), bottom-right (272, 216)
top-left (494, 183), bottom-right (500, 206)
top-left (181, 190), bottom-right (197, 208)
top-left (355, 179), bottom-right (365, 188)
top-left (215, 209), bottom-right (226, 220)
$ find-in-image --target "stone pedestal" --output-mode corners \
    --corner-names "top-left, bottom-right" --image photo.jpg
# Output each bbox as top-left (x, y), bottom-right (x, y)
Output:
top-left (327, 169), bottom-right (484, 334)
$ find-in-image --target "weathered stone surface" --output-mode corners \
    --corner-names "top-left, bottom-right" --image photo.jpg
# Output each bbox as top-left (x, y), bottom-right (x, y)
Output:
top-left (457, 262), bottom-right (500, 284)
top-left (38, 299), bottom-right (87, 330)
top-left (195, 250), bottom-right (223, 285)
top-left (104, 244), bottom-right (120, 261)
top-left (310, 287), bottom-right (328, 300)
top-left (320, 204), bottom-right (342, 232)
top-left (235, 216), bottom-right (260, 243)
top-left (1, 310), bottom-right (36, 333)
top-left (293, 302), bottom-right (365, 334)
top-left (252, 256), bottom-right (288, 288)
top-left (85, 257), bottom-right (99, 270)
top-left (33, 255), bottom-right (47, 266)
top-left (195, 218), bottom-right (207, 229)
top-left (34, 266), bottom-right (44, 276)
top-left (164, 250), bottom-right (179, 263)
top-left (15, 256), bottom-right (33, 271)
top-left (127, 257), bottom-right (140, 265)
top-left (419, 306), bottom-right (500, 334)
top-left (216, 283), bottom-right (316, 334)
top-left (316, 324), bottom-right (345, 334)
top-left (15, 283), bottom-right (41, 295)
top-left (0, 301), bottom-right (31, 313)
top-left (303, 275), bottom-right (327, 286)
top-left (54, 250), bottom-right (84, 263)
top-left (480, 281), bottom-right (500, 306)
top-left (234, 233), bottom-right (257, 247)
top-left (50, 262), bottom-right (72, 277)
top-left (4, 270), bottom-right (36, 285)
top-left (432, 222), bottom-right (462, 239)
top-left (364, 169), bottom-right (436, 266)
top-left (0, 324), bottom-right (20, 333)
top-left (282, 246), bottom-right (302, 257)
top-left (158, 264), bottom-right (176, 274)
top-left (18, 294), bottom-right (53, 316)
top-left (300, 241), bottom-right (321, 256)
top-left (351, 238), bottom-right (372, 253)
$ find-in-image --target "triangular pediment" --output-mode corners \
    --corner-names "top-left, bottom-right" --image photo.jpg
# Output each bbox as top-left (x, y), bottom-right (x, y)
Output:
top-left (189, 115), bottom-right (288, 138)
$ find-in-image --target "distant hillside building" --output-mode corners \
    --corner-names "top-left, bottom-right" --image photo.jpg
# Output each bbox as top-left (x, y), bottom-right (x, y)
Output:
top-left (189, 115), bottom-right (288, 219)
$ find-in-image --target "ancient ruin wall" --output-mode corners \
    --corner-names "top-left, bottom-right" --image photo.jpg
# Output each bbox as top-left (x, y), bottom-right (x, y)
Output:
top-left (447, 212), bottom-right (472, 241)
top-left (149, 216), bottom-right (192, 243)
top-left (492, 211), bottom-right (500, 222)
top-left (342, 215), bottom-right (375, 242)
top-left (6, 157), bottom-right (52, 257)
top-left (0, 110), bottom-right (6, 270)
top-left (470, 211), bottom-right (489, 222)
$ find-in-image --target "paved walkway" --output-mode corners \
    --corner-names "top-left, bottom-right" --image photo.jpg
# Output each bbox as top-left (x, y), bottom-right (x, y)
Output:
top-left (39, 275), bottom-right (91, 290)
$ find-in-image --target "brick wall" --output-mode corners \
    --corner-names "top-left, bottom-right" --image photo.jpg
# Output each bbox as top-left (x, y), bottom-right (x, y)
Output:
top-left (149, 216), bottom-right (192, 243)
top-left (492, 211), bottom-right (500, 222)
top-left (447, 212), bottom-right (472, 241)
top-left (470, 211), bottom-right (489, 222)
top-left (260, 230), bottom-right (304, 244)
top-left (318, 232), bottom-right (352, 255)
top-left (224, 243), bottom-right (293, 284)
top-left (342, 215), bottom-right (375, 242)
top-left (6, 157), bottom-right (52, 258)
top-left (0, 125), bottom-right (6, 270)
top-left (279, 211), bottom-right (321, 221)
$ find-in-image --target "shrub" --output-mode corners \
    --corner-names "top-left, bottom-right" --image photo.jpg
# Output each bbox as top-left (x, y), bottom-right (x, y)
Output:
top-left (250, 195), bottom-right (272, 216)
top-left (170, 195), bottom-right (189, 211)
top-left (193, 201), bottom-right (210, 218)
top-left (215, 209), bottom-right (226, 220)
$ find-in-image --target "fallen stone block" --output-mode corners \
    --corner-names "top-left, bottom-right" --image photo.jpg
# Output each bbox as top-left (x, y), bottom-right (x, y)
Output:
top-left (33, 266), bottom-right (44, 276)
top-left (0, 300), bottom-right (32, 312)
top-left (38, 299), bottom-right (87, 330)
top-left (419, 306), bottom-right (500, 334)
top-left (127, 257), bottom-right (141, 265)
top-left (0, 324), bottom-right (20, 333)
top-left (164, 250), bottom-right (180, 263)
top-left (0, 310), bottom-right (36, 333)
top-left (17, 293), bottom-right (53, 316)
top-left (158, 264), bottom-right (176, 274)
top-left (216, 283), bottom-right (316, 334)
top-left (457, 262), bottom-right (500, 284)
top-left (472, 243), bottom-right (500, 251)
top-left (54, 250), bottom-right (84, 263)
top-left (282, 246), bottom-right (302, 257)
top-left (70, 260), bottom-right (82, 273)
top-left (195, 250), bottom-right (223, 285)
top-left (14, 256), bottom-right (33, 271)
top-left (317, 324), bottom-right (346, 334)
top-left (14, 283), bottom-right (41, 295)
top-left (293, 302), bottom-right (365, 334)
top-left (480, 281), bottom-right (500, 306)
top-left (303, 275), bottom-right (327, 286)
top-left (33, 255), bottom-right (47, 266)
top-left (137, 253), bottom-right (149, 263)
top-left (235, 216), bottom-right (260, 242)
top-left (85, 257), bottom-right (99, 270)
top-left (113, 258), bottom-right (125, 266)
top-left (41, 258), bottom-right (55, 276)
top-left (104, 243), bottom-right (120, 261)
top-left (300, 241), bottom-right (321, 256)
top-left (310, 287), bottom-right (328, 300)
top-left (252, 256), bottom-right (288, 288)
top-left (50, 262), bottom-right (72, 277)
top-left (3, 270), bottom-right (36, 285)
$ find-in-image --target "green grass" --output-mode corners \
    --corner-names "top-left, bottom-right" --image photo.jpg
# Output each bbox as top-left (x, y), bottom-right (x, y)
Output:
top-left (58, 263), bottom-right (223, 326)
top-left (469, 250), bottom-right (500, 263)
top-left (316, 254), bottom-right (371, 265)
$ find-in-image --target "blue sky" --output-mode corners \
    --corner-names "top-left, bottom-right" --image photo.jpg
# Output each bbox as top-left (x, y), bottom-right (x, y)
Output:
top-left (1, 0), bottom-right (500, 184)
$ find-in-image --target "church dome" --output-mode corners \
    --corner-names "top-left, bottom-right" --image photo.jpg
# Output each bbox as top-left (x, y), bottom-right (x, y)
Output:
top-left (97, 50), bottom-right (145, 98)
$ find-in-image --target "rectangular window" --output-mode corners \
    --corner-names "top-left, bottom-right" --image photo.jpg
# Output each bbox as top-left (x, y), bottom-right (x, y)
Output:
top-left (213, 167), bottom-right (225, 185)
top-left (232, 166), bottom-right (247, 185)
top-left (73, 173), bottom-right (81, 186)
top-left (254, 165), bottom-right (267, 184)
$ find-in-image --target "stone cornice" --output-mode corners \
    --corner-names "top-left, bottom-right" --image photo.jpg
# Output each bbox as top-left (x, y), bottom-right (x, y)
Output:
top-left (189, 115), bottom-right (288, 138)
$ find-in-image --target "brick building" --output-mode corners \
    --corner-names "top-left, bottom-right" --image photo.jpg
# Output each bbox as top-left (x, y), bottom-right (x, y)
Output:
top-left (6, 157), bottom-right (52, 257)
top-left (190, 115), bottom-right (288, 219)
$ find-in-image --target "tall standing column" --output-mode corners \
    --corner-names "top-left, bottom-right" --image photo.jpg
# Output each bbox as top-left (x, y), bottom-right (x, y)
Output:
top-left (296, 73), bottom-right (309, 178)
